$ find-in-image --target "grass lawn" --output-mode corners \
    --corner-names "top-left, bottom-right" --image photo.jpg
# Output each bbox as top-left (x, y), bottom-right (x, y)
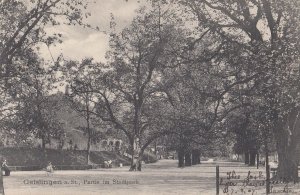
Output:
top-left (0, 148), bottom-right (132, 167)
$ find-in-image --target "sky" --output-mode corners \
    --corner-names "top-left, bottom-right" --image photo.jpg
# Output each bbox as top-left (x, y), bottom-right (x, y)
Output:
top-left (40, 0), bottom-right (146, 63)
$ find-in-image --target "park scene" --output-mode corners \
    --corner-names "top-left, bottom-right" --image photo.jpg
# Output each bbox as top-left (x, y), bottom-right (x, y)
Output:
top-left (1, 0), bottom-right (300, 194)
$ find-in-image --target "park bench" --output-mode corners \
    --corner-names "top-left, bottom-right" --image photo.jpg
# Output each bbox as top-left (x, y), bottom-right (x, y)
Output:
top-left (270, 167), bottom-right (300, 178)
top-left (7, 165), bottom-right (93, 171)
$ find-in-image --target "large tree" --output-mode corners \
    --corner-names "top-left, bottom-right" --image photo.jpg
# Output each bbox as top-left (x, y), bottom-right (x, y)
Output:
top-left (3, 53), bottom-right (65, 149)
top-left (86, 4), bottom-right (190, 171)
top-left (0, 0), bottom-right (96, 151)
top-left (180, 0), bottom-right (300, 181)
top-left (0, 0), bottom-right (91, 81)
top-left (63, 58), bottom-right (106, 164)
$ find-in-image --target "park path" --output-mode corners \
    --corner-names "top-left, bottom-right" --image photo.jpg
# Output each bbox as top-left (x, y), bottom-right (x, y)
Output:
top-left (3, 159), bottom-right (260, 195)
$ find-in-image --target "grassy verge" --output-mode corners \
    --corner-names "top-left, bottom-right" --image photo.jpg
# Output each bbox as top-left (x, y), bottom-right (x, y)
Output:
top-left (0, 147), bottom-right (131, 168)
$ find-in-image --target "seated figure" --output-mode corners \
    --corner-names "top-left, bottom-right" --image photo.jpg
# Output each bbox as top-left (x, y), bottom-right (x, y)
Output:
top-left (46, 162), bottom-right (54, 173)
top-left (2, 160), bottom-right (10, 176)
top-left (104, 160), bottom-right (113, 168)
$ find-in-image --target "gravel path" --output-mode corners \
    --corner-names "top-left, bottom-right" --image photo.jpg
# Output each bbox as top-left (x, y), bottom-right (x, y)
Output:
top-left (3, 160), bottom-right (298, 195)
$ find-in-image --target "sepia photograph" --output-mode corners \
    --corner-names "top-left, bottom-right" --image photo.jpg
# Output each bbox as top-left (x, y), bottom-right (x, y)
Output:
top-left (0, 0), bottom-right (300, 194)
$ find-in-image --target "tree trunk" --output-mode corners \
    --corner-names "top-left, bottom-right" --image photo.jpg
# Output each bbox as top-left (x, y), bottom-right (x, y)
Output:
top-left (129, 137), bottom-right (142, 171)
top-left (86, 121), bottom-right (91, 165)
top-left (130, 94), bottom-right (143, 171)
top-left (192, 150), bottom-right (199, 165)
top-left (185, 152), bottom-right (192, 166)
top-left (86, 141), bottom-right (91, 165)
top-left (256, 153), bottom-right (259, 168)
top-left (244, 152), bottom-right (250, 164)
top-left (178, 149), bottom-right (185, 168)
top-left (275, 130), bottom-right (299, 182)
top-left (277, 148), bottom-right (298, 182)
top-left (41, 136), bottom-right (46, 150)
top-left (130, 155), bottom-right (142, 171)
top-left (154, 141), bottom-right (157, 155)
top-left (42, 140), bottom-right (46, 149)
top-left (86, 119), bottom-right (91, 165)
top-left (273, 111), bottom-right (299, 182)
top-left (85, 92), bottom-right (91, 165)
top-left (249, 151), bottom-right (256, 166)
top-left (130, 153), bottom-right (142, 171)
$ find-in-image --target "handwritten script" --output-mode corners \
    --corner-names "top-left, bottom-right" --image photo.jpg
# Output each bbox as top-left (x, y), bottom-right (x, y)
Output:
top-left (219, 170), bottom-right (300, 194)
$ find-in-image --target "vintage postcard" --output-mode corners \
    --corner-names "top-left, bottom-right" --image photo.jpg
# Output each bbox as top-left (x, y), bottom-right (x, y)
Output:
top-left (0, 0), bottom-right (300, 194)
